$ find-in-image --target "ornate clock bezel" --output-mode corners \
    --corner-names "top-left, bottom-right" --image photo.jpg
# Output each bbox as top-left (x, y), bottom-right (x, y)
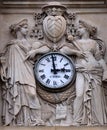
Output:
top-left (34, 52), bottom-right (76, 93)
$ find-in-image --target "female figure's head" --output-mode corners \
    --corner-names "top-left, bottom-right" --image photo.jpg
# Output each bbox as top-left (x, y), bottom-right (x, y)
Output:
top-left (9, 19), bottom-right (28, 38)
top-left (77, 20), bottom-right (97, 39)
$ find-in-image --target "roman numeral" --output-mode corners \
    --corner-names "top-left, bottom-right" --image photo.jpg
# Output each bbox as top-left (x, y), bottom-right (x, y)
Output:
top-left (40, 74), bottom-right (46, 80)
top-left (51, 56), bottom-right (57, 61)
top-left (39, 69), bottom-right (44, 72)
top-left (46, 79), bottom-right (50, 84)
top-left (64, 74), bottom-right (69, 79)
top-left (53, 81), bottom-right (57, 86)
top-left (60, 80), bottom-right (64, 83)
top-left (60, 58), bottom-right (63, 62)
top-left (64, 63), bottom-right (69, 66)
top-left (46, 58), bottom-right (50, 62)
top-left (65, 69), bottom-right (71, 72)
top-left (40, 63), bottom-right (46, 66)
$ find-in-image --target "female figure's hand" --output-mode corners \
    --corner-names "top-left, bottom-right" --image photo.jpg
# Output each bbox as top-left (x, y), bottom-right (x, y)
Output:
top-left (25, 50), bottom-right (37, 60)
top-left (76, 51), bottom-right (86, 58)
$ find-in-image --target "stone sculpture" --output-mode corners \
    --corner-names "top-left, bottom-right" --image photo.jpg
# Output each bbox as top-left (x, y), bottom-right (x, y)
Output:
top-left (0, 19), bottom-right (44, 126)
top-left (0, 1), bottom-right (107, 127)
top-left (61, 20), bottom-right (107, 126)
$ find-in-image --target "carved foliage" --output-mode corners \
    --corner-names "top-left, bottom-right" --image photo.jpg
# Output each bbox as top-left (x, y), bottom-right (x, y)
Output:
top-left (30, 10), bottom-right (77, 42)
top-left (30, 12), bottom-right (46, 39)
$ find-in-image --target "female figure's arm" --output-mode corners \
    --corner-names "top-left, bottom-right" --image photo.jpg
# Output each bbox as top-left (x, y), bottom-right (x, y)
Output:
top-left (59, 46), bottom-right (84, 57)
top-left (25, 43), bottom-right (50, 60)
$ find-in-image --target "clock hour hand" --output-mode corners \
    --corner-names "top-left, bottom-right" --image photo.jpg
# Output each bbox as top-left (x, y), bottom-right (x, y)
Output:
top-left (51, 68), bottom-right (70, 73)
top-left (51, 55), bottom-right (57, 74)
top-left (51, 68), bottom-right (60, 73)
top-left (60, 68), bottom-right (71, 72)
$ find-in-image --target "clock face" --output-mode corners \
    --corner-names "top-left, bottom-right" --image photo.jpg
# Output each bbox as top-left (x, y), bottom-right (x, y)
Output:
top-left (34, 52), bottom-right (75, 92)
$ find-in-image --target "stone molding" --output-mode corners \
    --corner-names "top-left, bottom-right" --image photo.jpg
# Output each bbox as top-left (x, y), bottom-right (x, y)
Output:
top-left (0, 0), bottom-right (107, 8)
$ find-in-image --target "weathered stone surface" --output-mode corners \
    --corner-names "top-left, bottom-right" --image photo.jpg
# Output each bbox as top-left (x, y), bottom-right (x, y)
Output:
top-left (0, 0), bottom-right (107, 128)
top-left (0, 126), bottom-right (107, 130)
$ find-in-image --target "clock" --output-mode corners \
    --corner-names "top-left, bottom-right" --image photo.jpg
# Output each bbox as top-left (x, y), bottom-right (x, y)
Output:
top-left (34, 52), bottom-right (75, 92)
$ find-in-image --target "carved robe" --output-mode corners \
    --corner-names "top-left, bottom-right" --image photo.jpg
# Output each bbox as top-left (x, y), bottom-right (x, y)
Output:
top-left (1, 39), bottom-right (42, 126)
top-left (73, 49), bottom-right (107, 125)
top-left (74, 66), bottom-right (107, 125)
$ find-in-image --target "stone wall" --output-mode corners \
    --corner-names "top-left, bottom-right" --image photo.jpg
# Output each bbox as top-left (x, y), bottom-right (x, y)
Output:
top-left (0, 9), bottom-right (107, 59)
top-left (0, 0), bottom-right (107, 129)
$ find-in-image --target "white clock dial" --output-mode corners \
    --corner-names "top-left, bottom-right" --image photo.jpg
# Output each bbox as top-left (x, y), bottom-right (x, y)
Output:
top-left (34, 52), bottom-right (75, 92)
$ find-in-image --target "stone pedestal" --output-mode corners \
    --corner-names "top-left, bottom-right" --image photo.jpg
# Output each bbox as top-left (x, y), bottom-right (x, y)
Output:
top-left (0, 127), bottom-right (107, 130)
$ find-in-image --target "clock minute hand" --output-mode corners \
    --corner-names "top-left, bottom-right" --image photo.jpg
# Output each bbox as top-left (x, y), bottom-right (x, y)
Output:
top-left (51, 55), bottom-right (57, 74)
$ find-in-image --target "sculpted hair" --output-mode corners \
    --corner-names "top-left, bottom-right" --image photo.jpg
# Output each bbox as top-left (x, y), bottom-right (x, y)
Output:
top-left (9, 19), bottom-right (28, 37)
top-left (79, 20), bottom-right (97, 38)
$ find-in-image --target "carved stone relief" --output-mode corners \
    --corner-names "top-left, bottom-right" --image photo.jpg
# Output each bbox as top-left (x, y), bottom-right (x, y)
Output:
top-left (0, 1), bottom-right (107, 127)
top-left (43, 15), bottom-right (66, 43)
